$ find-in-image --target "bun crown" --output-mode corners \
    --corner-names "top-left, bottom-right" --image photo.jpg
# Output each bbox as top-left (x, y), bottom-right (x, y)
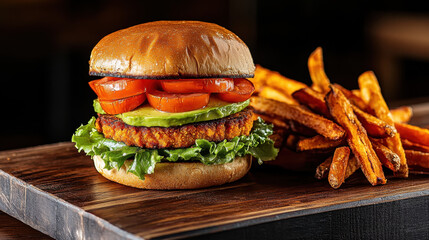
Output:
top-left (89, 21), bottom-right (255, 79)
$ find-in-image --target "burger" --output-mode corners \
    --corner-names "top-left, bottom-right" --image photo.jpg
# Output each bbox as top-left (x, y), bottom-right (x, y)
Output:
top-left (72, 21), bottom-right (278, 189)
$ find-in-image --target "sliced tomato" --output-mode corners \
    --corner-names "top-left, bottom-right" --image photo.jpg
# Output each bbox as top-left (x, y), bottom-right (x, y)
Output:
top-left (217, 78), bottom-right (255, 103)
top-left (147, 89), bottom-right (210, 113)
top-left (89, 77), bottom-right (157, 100)
top-left (160, 78), bottom-right (234, 93)
top-left (99, 93), bottom-right (146, 114)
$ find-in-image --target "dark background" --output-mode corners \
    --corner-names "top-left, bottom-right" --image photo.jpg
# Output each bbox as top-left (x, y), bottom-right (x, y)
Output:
top-left (1, 0), bottom-right (429, 150)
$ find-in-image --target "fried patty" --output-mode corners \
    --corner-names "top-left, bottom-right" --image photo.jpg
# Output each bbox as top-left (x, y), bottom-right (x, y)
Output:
top-left (95, 108), bottom-right (255, 149)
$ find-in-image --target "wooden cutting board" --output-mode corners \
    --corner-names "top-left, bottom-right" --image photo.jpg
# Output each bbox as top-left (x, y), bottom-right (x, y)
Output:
top-left (0, 142), bottom-right (428, 239)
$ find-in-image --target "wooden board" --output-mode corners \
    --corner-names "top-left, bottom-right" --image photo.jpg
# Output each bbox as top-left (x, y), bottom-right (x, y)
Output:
top-left (0, 142), bottom-right (428, 239)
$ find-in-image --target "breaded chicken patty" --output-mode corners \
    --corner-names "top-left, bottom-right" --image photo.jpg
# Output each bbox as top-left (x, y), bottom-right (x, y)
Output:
top-left (95, 108), bottom-right (255, 149)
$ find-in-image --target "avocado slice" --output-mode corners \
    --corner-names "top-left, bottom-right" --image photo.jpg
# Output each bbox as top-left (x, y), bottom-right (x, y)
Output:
top-left (93, 97), bottom-right (250, 127)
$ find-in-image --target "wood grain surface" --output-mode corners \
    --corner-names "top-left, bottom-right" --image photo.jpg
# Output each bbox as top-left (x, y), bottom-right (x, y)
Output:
top-left (0, 142), bottom-right (428, 239)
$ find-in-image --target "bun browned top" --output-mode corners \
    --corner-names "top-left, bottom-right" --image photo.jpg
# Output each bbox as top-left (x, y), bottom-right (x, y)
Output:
top-left (89, 21), bottom-right (255, 79)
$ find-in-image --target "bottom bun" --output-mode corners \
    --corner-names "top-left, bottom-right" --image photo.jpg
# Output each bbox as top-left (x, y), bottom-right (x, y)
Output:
top-left (93, 155), bottom-right (252, 189)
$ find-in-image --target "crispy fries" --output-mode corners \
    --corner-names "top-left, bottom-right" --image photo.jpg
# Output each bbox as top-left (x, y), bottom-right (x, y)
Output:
top-left (333, 83), bottom-right (368, 111)
top-left (308, 47), bottom-right (331, 93)
top-left (395, 122), bottom-right (429, 147)
top-left (251, 48), bottom-right (426, 188)
top-left (358, 71), bottom-right (408, 177)
top-left (260, 86), bottom-right (298, 105)
top-left (315, 154), bottom-right (359, 181)
top-left (391, 106), bottom-right (413, 123)
top-left (328, 146), bottom-right (350, 189)
top-left (401, 138), bottom-right (429, 153)
top-left (250, 96), bottom-right (345, 140)
top-left (315, 156), bottom-right (332, 180)
top-left (405, 150), bottom-right (429, 169)
top-left (352, 105), bottom-right (397, 138)
top-left (296, 135), bottom-right (345, 152)
top-left (292, 87), bottom-right (331, 117)
top-left (250, 65), bottom-right (307, 96)
top-left (326, 85), bottom-right (386, 186)
top-left (371, 139), bottom-right (401, 172)
top-left (292, 86), bottom-right (397, 138)
top-left (345, 156), bottom-right (360, 179)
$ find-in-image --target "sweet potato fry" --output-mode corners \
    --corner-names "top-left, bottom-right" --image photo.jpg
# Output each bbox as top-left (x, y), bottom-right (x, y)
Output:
top-left (358, 71), bottom-right (408, 177)
top-left (345, 155), bottom-right (360, 179)
top-left (292, 87), bottom-right (331, 118)
top-left (315, 154), bottom-right (359, 181)
top-left (395, 122), bottom-right (429, 147)
top-left (315, 156), bottom-right (332, 180)
top-left (328, 146), bottom-right (350, 189)
top-left (297, 135), bottom-right (345, 152)
top-left (332, 83), bottom-right (368, 111)
top-left (401, 138), bottom-right (429, 153)
top-left (326, 85), bottom-right (386, 185)
top-left (251, 65), bottom-right (307, 96)
top-left (391, 106), bottom-right (413, 123)
top-left (250, 96), bottom-right (345, 140)
top-left (371, 139), bottom-right (401, 172)
top-left (308, 47), bottom-right (331, 93)
top-left (265, 71), bottom-right (307, 97)
top-left (352, 105), bottom-right (397, 138)
top-left (405, 150), bottom-right (429, 169)
top-left (260, 86), bottom-right (298, 105)
top-left (292, 87), bottom-right (396, 138)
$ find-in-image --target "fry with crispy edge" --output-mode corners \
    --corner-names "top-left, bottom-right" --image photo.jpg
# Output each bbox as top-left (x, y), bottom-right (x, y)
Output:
top-left (352, 105), bottom-right (397, 138)
top-left (332, 84), bottom-right (368, 111)
top-left (308, 47), bottom-right (331, 93)
top-left (297, 135), bottom-right (345, 152)
top-left (328, 146), bottom-right (350, 189)
top-left (371, 139), bottom-right (401, 171)
top-left (326, 85), bottom-right (386, 185)
top-left (251, 65), bottom-right (308, 96)
top-left (405, 150), bottom-right (429, 169)
top-left (359, 71), bottom-right (408, 177)
top-left (292, 86), bottom-right (396, 138)
top-left (292, 87), bottom-right (331, 118)
top-left (391, 106), bottom-right (413, 123)
top-left (315, 154), bottom-right (359, 181)
top-left (395, 122), bottom-right (429, 147)
top-left (250, 96), bottom-right (345, 140)
top-left (260, 86), bottom-right (298, 105)
top-left (315, 156), bottom-right (332, 180)
top-left (401, 138), bottom-right (429, 153)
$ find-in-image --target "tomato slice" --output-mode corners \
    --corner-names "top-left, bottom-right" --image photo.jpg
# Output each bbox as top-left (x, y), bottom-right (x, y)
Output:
top-left (99, 93), bottom-right (146, 114)
top-left (89, 77), bottom-right (157, 100)
top-left (217, 78), bottom-right (255, 102)
top-left (147, 89), bottom-right (210, 113)
top-left (161, 78), bottom-right (234, 93)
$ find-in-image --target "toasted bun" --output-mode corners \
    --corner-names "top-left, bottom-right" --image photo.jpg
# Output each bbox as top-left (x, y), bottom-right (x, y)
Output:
top-left (93, 155), bottom-right (252, 189)
top-left (89, 21), bottom-right (255, 79)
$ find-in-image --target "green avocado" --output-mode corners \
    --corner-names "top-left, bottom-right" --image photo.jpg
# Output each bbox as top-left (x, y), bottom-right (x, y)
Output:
top-left (93, 97), bottom-right (250, 127)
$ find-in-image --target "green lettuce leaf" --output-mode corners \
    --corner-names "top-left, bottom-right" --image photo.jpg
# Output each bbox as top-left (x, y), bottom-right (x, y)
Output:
top-left (72, 117), bottom-right (278, 180)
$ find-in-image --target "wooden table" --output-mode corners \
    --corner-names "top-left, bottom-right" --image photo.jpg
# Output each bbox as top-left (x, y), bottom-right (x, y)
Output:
top-left (1, 103), bottom-right (429, 239)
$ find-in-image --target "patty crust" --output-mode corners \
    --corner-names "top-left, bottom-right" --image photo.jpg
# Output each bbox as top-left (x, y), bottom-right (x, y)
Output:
top-left (95, 108), bottom-right (255, 149)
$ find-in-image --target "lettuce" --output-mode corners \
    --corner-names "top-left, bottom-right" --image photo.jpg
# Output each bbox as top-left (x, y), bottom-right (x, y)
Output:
top-left (72, 117), bottom-right (278, 180)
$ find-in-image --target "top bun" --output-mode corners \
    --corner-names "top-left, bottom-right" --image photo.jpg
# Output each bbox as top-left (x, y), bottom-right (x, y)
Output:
top-left (89, 21), bottom-right (255, 79)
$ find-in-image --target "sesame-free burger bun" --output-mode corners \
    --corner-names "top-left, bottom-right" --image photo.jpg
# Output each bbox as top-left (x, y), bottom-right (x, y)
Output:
top-left (93, 155), bottom-right (252, 190)
top-left (89, 21), bottom-right (255, 79)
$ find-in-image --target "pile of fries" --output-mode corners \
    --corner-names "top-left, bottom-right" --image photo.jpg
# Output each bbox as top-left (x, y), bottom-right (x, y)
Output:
top-left (249, 47), bottom-right (429, 189)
